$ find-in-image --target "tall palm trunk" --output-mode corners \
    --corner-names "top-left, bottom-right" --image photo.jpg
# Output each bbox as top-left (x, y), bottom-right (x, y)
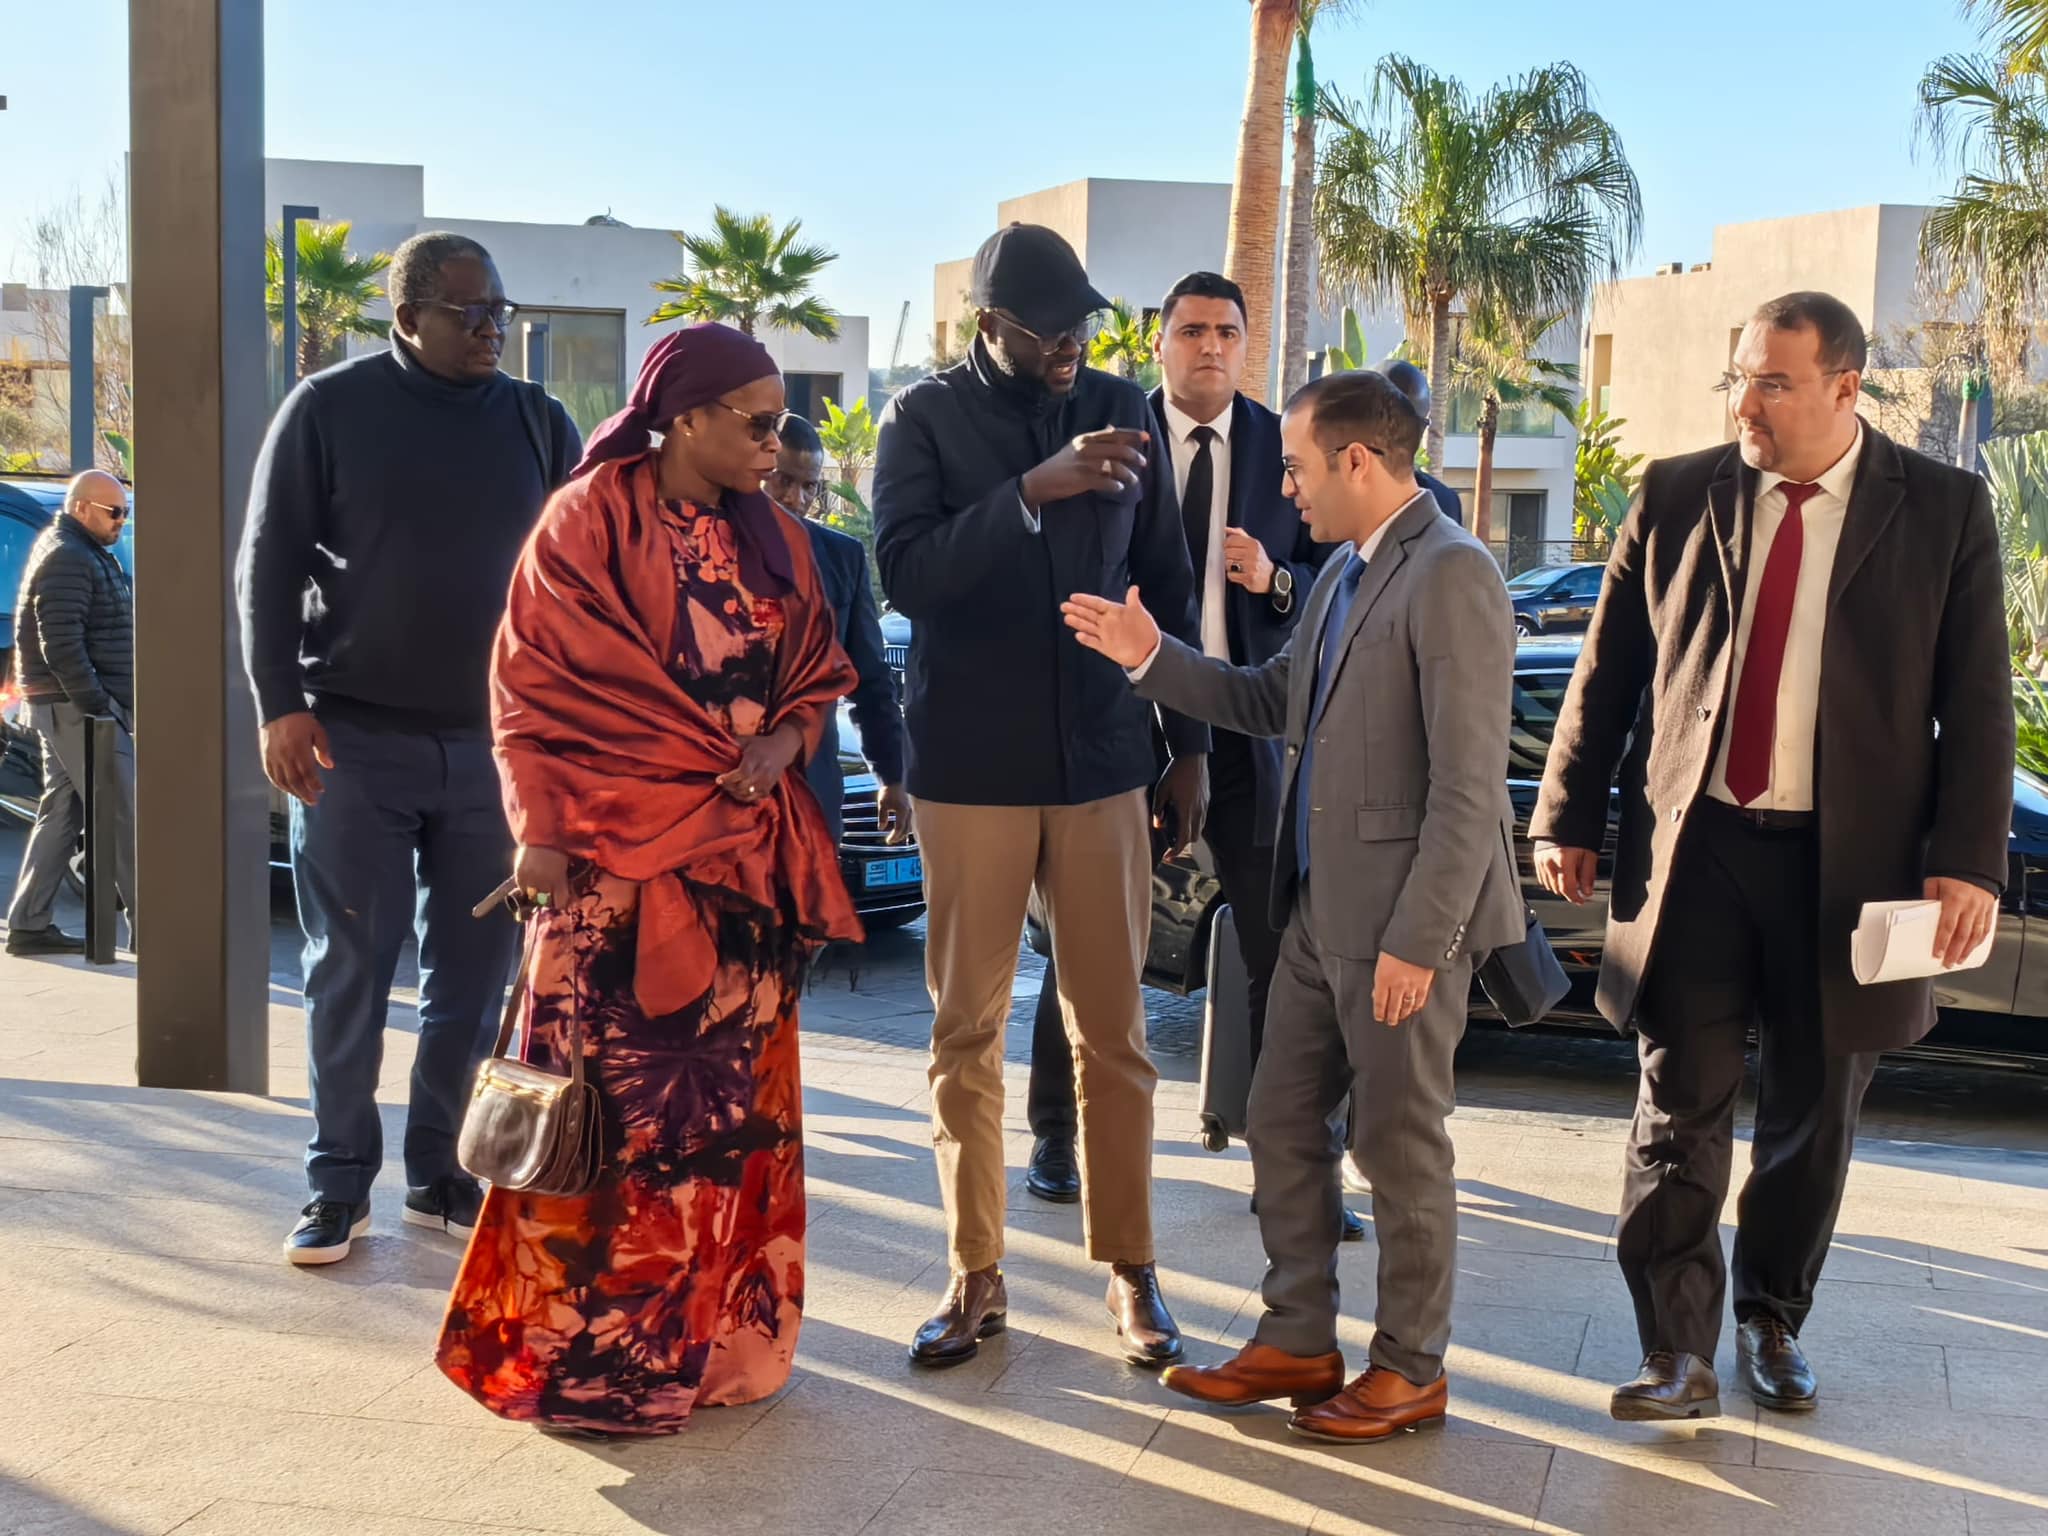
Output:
top-left (1225, 0), bottom-right (1301, 405)
top-left (1276, 32), bottom-right (1318, 399)
top-left (1472, 396), bottom-right (1499, 549)
top-left (298, 319), bottom-right (324, 381)
top-left (1426, 290), bottom-right (1452, 478)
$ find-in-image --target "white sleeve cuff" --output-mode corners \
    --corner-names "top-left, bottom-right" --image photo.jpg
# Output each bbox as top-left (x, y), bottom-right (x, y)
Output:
top-left (1018, 486), bottom-right (1042, 535)
top-left (1126, 638), bottom-right (1163, 681)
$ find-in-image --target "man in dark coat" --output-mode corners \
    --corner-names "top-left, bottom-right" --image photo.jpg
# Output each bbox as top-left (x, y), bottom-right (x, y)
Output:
top-left (1532, 292), bottom-right (2014, 1421)
top-left (5, 470), bottom-right (136, 954)
top-left (874, 223), bottom-right (1208, 1370)
top-left (1020, 271), bottom-right (1360, 1239)
top-left (1380, 359), bottom-right (1462, 522)
top-left (765, 412), bottom-right (907, 846)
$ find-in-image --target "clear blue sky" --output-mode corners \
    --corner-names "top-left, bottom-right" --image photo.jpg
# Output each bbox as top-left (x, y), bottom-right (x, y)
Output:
top-left (0, 0), bottom-right (1986, 359)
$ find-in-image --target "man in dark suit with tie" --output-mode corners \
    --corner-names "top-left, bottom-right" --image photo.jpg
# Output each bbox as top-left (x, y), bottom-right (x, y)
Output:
top-left (1064, 369), bottom-right (1523, 1441)
top-left (765, 413), bottom-right (909, 846)
top-left (1021, 273), bottom-right (1348, 1237)
top-left (1533, 292), bottom-right (2014, 1420)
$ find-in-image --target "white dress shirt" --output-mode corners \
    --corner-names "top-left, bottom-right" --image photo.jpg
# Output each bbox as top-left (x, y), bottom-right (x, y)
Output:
top-left (1706, 423), bottom-right (1863, 812)
top-left (1159, 396), bottom-right (1236, 660)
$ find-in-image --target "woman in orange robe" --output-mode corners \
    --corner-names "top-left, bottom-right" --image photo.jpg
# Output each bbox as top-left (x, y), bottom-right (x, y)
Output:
top-left (436, 323), bottom-right (858, 1435)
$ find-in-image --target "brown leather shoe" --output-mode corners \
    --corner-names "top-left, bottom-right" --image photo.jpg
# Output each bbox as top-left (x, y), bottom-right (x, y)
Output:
top-left (1288, 1366), bottom-right (1448, 1443)
top-left (908, 1267), bottom-right (1007, 1368)
top-left (1736, 1317), bottom-right (1817, 1412)
top-left (1106, 1262), bottom-right (1183, 1367)
top-left (1610, 1351), bottom-right (1722, 1421)
top-left (1162, 1340), bottom-right (1345, 1409)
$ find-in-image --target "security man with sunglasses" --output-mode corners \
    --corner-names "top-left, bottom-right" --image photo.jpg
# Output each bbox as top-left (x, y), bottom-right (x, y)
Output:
top-left (874, 222), bottom-right (1207, 1370)
top-left (238, 231), bottom-right (581, 1267)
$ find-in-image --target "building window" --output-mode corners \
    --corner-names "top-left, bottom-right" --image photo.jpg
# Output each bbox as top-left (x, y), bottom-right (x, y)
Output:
top-left (1447, 394), bottom-right (1562, 438)
top-left (499, 308), bottom-right (626, 438)
top-left (784, 372), bottom-right (845, 424)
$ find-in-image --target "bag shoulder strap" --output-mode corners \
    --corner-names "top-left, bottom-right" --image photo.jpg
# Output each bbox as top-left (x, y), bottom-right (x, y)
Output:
top-left (488, 917), bottom-right (586, 1091)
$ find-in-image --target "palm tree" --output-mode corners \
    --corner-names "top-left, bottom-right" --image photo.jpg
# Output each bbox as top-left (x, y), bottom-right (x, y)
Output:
top-left (1966, 0), bottom-right (2048, 75)
top-left (1449, 313), bottom-right (1579, 548)
top-left (1088, 300), bottom-right (1161, 387)
top-left (264, 220), bottom-right (391, 380)
top-left (1223, 0), bottom-right (1303, 405)
top-left (1314, 57), bottom-right (1642, 472)
top-left (648, 206), bottom-right (839, 339)
top-left (1276, 0), bottom-right (1367, 399)
top-left (1917, 52), bottom-right (2048, 383)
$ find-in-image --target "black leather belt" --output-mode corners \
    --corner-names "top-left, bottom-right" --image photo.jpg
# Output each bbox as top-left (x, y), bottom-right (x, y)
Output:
top-left (1699, 798), bottom-right (1815, 834)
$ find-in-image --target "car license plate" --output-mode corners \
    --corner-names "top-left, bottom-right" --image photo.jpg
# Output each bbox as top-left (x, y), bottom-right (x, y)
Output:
top-left (864, 855), bottom-right (923, 889)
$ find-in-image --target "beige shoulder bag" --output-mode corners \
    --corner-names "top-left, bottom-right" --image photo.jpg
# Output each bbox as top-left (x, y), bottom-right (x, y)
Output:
top-left (457, 895), bottom-right (603, 1197)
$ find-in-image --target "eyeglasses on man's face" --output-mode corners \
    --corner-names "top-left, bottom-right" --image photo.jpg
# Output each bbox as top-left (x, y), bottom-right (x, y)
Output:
top-left (988, 309), bottom-right (1107, 356)
top-left (78, 498), bottom-right (128, 522)
top-left (1714, 368), bottom-right (1849, 406)
top-left (425, 299), bottom-right (517, 334)
top-left (1280, 441), bottom-right (1384, 489)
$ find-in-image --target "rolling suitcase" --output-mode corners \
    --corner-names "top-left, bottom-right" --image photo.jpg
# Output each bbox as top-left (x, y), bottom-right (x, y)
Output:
top-left (1197, 904), bottom-right (1254, 1152)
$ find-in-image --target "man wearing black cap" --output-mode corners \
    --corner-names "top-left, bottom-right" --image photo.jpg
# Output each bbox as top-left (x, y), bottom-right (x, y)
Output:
top-left (874, 223), bottom-right (1208, 1370)
top-left (1380, 359), bottom-right (1463, 523)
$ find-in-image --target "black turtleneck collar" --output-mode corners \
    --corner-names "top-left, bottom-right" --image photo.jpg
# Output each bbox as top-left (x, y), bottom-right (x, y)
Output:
top-left (389, 335), bottom-right (506, 402)
top-left (966, 335), bottom-right (1063, 421)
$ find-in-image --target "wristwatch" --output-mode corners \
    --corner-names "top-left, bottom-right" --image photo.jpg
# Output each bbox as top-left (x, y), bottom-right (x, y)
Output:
top-left (1271, 565), bottom-right (1295, 615)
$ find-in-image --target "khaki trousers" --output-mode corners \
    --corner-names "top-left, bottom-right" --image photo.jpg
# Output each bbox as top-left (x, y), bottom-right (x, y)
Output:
top-left (914, 791), bottom-right (1157, 1272)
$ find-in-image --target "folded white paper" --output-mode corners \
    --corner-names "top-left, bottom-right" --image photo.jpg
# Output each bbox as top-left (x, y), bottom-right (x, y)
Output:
top-left (1851, 899), bottom-right (1995, 985)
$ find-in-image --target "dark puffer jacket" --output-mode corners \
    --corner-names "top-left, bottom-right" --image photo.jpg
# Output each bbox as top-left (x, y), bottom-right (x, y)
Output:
top-left (14, 515), bottom-right (134, 719)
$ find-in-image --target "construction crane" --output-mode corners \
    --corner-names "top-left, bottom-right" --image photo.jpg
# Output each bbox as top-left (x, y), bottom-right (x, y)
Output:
top-left (888, 300), bottom-right (911, 371)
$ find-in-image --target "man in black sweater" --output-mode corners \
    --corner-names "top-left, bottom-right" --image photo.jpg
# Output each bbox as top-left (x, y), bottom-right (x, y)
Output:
top-left (874, 224), bottom-right (1207, 1369)
top-left (6, 470), bottom-right (136, 954)
top-left (237, 232), bottom-right (580, 1267)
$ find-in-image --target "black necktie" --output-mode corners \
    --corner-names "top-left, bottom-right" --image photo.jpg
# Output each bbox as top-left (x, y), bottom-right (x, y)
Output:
top-left (1181, 425), bottom-right (1217, 568)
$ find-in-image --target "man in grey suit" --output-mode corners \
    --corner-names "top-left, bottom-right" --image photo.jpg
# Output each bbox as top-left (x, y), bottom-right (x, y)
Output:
top-left (1063, 369), bottom-right (1521, 1443)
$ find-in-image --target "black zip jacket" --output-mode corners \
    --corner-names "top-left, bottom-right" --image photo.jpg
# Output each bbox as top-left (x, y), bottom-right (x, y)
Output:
top-left (873, 341), bottom-right (1206, 806)
top-left (14, 514), bottom-right (133, 719)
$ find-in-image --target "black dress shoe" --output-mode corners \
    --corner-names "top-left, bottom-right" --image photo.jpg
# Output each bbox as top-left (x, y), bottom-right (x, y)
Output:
top-left (1610, 1352), bottom-right (1721, 1421)
top-left (909, 1267), bottom-right (1007, 1368)
top-left (1024, 1136), bottom-right (1080, 1203)
top-left (5, 925), bottom-right (84, 956)
top-left (1340, 1207), bottom-right (1367, 1242)
top-left (1737, 1316), bottom-right (1817, 1411)
top-left (1107, 1262), bottom-right (1183, 1367)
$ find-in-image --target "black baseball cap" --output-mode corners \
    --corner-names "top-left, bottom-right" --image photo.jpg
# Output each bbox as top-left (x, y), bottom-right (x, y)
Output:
top-left (969, 223), bottom-right (1110, 337)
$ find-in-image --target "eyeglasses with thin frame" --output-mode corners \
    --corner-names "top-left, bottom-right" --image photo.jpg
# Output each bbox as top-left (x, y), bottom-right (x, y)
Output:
top-left (424, 299), bottom-right (518, 334)
top-left (78, 498), bottom-right (128, 521)
top-left (986, 309), bottom-right (1107, 356)
top-left (1280, 442), bottom-right (1384, 490)
top-left (706, 401), bottom-right (784, 444)
top-left (1714, 368), bottom-right (1850, 406)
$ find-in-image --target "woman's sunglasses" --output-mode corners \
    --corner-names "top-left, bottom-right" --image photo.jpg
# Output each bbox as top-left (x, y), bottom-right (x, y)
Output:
top-left (707, 401), bottom-right (784, 444)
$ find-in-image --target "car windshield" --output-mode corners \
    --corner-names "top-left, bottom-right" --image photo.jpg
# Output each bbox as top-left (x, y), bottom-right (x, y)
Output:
top-left (1505, 568), bottom-right (1559, 593)
top-left (1509, 669), bottom-right (1573, 778)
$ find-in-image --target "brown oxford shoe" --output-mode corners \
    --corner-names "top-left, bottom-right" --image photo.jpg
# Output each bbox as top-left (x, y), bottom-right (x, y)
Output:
top-left (1737, 1317), bottom-right (1817, 1412)
top-left (1610, 1351), bottom-right (1722, 1421)
top-left (1288, 1365), bottom-right (1448, 1444)
top-left (1106, 1262), bottom-right (1183, 1367)
top-left (1162, 1340), bottom-right (1345, 1409)
top-left (908, 1267), bottom-right (1008, 1369)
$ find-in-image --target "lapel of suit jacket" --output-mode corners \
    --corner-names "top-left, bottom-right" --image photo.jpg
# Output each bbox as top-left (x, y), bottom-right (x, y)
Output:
top-left (1826, 428), bottom-right (1905, 617)
top-left (1707, 448), bottom-right (1745, 614)
top-left (1312, 492), bottom-right (1440, 720)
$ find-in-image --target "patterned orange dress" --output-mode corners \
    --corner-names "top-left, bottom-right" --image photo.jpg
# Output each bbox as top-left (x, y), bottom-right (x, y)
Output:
top-left (437, 473), bottom-right (857, 1435)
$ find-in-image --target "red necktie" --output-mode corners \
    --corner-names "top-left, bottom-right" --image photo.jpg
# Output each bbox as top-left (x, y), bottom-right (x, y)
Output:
top-left (1724, 481), bottom-right (1820, 806)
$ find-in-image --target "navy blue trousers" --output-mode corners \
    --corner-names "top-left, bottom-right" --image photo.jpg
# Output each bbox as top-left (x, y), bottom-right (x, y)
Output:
top-left (291, 715), bottom-right (516, 1204)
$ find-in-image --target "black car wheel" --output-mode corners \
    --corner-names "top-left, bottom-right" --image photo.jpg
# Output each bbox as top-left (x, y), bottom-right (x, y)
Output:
top-left (1515, 615), bottom-right (1540, 638)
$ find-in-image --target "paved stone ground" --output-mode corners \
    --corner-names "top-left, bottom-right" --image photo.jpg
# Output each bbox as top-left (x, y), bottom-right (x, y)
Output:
top-left (2, 877), bottom-right (2047, 1534)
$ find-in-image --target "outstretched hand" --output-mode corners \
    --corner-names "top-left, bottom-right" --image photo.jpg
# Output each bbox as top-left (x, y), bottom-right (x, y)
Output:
top-left (1062, 586), bottom-right (1161, 670)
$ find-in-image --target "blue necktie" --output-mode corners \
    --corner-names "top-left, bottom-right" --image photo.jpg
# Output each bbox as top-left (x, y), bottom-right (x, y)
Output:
top-left (1294, 553), bottom-right (1367, 881)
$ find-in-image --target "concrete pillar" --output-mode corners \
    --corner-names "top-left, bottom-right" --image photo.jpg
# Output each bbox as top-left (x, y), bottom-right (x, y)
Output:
top-left (128, 0), bottom-right (271, 1091)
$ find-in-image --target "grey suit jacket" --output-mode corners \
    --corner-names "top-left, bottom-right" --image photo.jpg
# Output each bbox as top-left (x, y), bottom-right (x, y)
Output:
top-left (1136, 493), bottom-right (1524, 970)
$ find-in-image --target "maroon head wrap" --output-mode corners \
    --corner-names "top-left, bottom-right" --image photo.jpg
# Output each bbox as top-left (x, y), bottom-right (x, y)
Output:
top-left (574, 322), bottom-right (794, 595)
